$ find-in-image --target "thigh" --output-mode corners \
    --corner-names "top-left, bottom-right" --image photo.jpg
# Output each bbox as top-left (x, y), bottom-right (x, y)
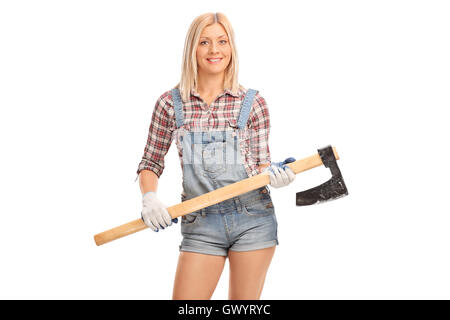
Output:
top-left (228, 246), bottom-right (276, 300)
top-left (172, 251), bottom-right (226, 300)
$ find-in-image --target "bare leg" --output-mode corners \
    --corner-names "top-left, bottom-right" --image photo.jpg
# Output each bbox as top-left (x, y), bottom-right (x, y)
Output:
top-left (228, 246), bottom-right (276, 300)
top-left (172, 251), bottom-right (226, 300)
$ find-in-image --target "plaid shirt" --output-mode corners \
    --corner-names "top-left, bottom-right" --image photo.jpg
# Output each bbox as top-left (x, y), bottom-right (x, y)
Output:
top-left (137, 87), bottom-right (271, 178)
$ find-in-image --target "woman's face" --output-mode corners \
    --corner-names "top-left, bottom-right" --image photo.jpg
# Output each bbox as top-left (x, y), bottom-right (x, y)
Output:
top-left (196, 23), bottom-right (232, 77)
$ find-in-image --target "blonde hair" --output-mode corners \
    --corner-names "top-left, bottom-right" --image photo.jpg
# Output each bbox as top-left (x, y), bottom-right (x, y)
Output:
top-left (178, 12), bottom-right (239, 102)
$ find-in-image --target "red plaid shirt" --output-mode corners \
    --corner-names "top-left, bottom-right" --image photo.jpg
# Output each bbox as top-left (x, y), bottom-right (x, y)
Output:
top-left (137, 87), bottom-right (271, 178)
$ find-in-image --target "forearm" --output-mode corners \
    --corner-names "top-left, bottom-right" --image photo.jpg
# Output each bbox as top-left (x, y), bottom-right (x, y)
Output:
top-left (139, 170), bottom-right (159, 195)
top-left (256, 163), bottom-right (270, 173)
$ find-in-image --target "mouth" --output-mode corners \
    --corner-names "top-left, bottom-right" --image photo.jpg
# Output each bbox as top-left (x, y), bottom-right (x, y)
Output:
top-left (206, 57), bottom-right (223, 64)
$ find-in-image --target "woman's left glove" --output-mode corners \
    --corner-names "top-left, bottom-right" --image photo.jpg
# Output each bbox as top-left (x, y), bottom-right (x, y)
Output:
top-left (265, 157), bottom-right (296, 188)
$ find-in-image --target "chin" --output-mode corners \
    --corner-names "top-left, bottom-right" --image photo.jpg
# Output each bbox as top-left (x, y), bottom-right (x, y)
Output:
top-left (201, 67), bottom-right (227, 75)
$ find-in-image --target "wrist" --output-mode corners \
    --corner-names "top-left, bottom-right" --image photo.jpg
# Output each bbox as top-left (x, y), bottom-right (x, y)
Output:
top-left (143, 191), bottom-right (156, 198)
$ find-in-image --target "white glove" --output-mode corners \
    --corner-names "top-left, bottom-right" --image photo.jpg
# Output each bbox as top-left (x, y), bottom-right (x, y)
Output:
top-left (141, 192), bottom-right (173, 232)
top-left (265, 162), bottom-right (296, 188)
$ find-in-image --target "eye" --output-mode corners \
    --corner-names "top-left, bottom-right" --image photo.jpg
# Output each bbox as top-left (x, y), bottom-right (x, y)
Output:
top-left (219, 40), bottom-right (228, 45)
top-left (200, 40), bottom-right (209, 45)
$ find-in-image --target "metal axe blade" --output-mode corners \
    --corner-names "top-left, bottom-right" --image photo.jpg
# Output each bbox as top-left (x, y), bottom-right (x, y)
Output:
top-left (296, 145), bottom-right (348, 206)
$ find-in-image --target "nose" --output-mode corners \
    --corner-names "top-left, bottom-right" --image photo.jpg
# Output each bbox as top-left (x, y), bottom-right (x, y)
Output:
top-left (209, 42), bottom-right (219, 54)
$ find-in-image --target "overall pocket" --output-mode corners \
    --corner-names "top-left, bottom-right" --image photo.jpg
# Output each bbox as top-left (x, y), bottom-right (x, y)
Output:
top-left (202, 142), bottom-right (226, 173)
top-left (201, 133), bottom-right (227, 178)
top-left (242, 192), bottom-right (275, 217)
top-left (181, 211), bottom-right (201, 226)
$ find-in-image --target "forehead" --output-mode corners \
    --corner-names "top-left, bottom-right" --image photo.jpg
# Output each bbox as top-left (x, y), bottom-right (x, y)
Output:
top-left (200, 23), bottom-right (228, 38)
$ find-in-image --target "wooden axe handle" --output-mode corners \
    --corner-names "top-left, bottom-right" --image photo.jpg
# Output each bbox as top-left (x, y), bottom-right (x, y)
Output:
top-left (93, 147), bottom-right (339, 246)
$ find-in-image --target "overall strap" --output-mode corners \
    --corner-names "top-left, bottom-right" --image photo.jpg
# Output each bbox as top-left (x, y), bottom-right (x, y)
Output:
top-left (171, 88), bottom-right (184, 128)
top-left (237, 89), bottom-right (258, 129)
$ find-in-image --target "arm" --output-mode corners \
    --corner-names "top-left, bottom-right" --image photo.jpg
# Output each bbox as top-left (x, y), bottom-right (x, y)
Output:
top-left (136, 92), bottom-right (175, 181)
top-left (139, 169), bottom-right (159, 195)
top-left (137, 92), bottom-right (176, 231)
top-left (249, 93), bottom-right (271, 170)
top-left (250, 93), bottom-right (295, 187)
top-left (256, 163), bottom-right (270, 173)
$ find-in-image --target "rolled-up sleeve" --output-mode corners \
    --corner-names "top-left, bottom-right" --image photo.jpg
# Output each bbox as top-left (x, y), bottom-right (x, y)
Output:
top-left (137, 93), bottom-right (175, 178)
top-left (248, 93), bottom-right (271, 165)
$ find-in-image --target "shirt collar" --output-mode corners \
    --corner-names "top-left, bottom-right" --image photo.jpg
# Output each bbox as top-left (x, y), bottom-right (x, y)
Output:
top-left (224, 88), bottom-right (241, 98)
top-left (190, 88), bottom-right (240, 99)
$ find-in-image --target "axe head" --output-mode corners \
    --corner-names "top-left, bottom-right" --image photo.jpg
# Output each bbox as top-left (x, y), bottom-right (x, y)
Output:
top-left (296, 145), bottom-right (348, 206)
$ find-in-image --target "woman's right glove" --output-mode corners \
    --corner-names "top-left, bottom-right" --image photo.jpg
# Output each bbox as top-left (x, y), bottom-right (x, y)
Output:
top-left (141, 192), bottom-right (177, 232)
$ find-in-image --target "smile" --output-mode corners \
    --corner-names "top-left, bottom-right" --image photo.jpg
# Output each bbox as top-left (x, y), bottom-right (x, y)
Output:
top-left (207, 58), bottom-right (223, 64)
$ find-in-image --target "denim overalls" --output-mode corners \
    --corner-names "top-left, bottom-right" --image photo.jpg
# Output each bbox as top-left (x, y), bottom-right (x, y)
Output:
top-left (171, 88), bottom-right (278, 256)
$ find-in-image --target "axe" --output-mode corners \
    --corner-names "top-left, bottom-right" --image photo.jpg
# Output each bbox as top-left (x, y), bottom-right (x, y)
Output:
top-left (94, 145), bottom-right (348, 246)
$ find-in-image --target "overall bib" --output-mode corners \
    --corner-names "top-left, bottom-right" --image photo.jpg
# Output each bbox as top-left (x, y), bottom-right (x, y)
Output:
top-left (171, 88), bottom-right (278, 256)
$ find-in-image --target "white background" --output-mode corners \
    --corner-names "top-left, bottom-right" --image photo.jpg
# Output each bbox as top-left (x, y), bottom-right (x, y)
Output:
top-left (1, 0), bottom-right (449, 299)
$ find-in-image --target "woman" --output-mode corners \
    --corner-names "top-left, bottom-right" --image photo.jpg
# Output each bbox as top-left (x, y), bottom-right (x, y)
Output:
top-left (137, 12), bottom-right (295, 300)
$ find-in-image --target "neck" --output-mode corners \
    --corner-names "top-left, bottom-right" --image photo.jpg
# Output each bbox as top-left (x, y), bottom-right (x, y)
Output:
top-left (196, 71), bottom-right (225, 95)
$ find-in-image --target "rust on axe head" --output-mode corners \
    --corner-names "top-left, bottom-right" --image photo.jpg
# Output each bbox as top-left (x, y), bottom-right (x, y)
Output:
top-left (296, 145), bottom-right (348, 206)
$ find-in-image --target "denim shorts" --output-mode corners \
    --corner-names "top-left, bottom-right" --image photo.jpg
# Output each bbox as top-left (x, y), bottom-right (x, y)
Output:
top-left (179, 187), bottom-right (278, 256)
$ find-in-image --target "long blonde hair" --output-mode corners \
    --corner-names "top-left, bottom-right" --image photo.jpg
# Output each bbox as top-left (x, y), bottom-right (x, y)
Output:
top-left (178, 12), bottom-right (239, 102)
